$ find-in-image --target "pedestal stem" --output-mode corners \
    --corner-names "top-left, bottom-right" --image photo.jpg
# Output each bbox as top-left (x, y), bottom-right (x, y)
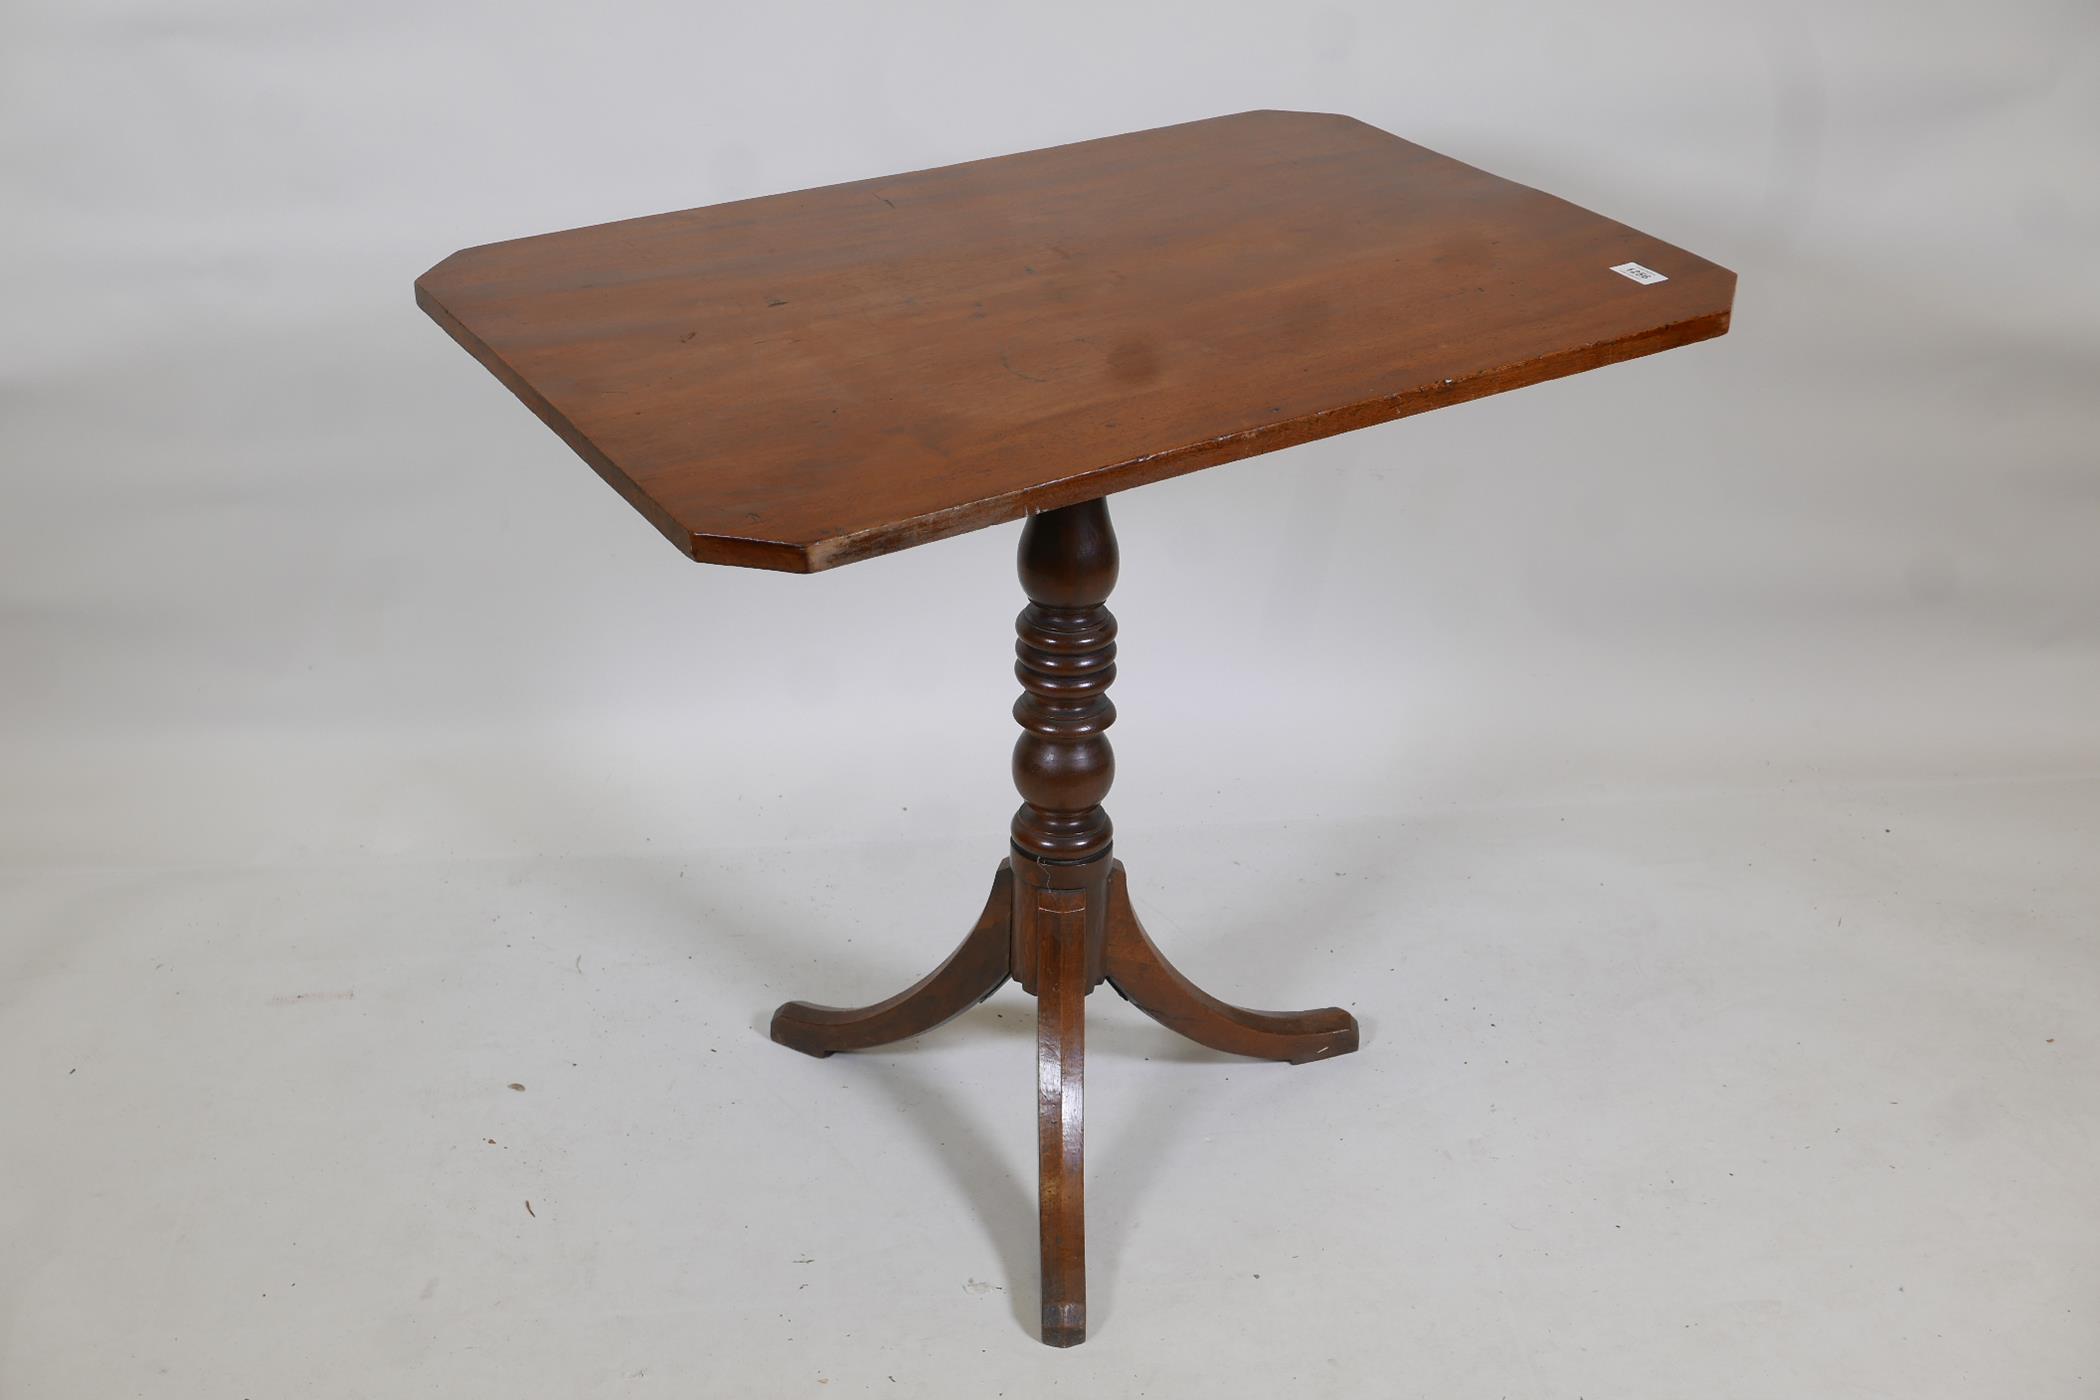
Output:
top-left (1010, 498), bottom-right (1118, 1346)
top-left (1010, 498), bottom-right (1118, 866)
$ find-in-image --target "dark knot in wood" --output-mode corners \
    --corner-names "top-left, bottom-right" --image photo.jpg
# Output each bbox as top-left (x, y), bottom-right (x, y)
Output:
top-left (1011, 500), bottom-right (1118, 863)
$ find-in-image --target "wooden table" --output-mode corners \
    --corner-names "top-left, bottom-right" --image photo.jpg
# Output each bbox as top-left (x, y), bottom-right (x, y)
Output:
top-left (416, 110), bottom-right (1734, 1347)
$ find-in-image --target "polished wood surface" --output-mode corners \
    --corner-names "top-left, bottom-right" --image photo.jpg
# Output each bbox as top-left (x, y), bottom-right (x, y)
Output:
top-left (1009, 498), bottom-right (1119, 869)
top-left (769, 863), bottom-right (1012, 1057)
top-left (1103, 861), bottom-right (1358, 1065)
top-left (1009, 501), bottom-right (1119, 1345)
top-left (767, 498), bottom-right (1358, 1345)
top-left (1032, 874), bottom-right (1090, 1348)
top-left (416, 110), bottom-right (1734, 572)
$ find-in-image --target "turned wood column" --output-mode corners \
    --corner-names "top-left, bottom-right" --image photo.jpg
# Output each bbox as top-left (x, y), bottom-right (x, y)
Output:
top-left (1010, 498), bottom-right (1118, 868)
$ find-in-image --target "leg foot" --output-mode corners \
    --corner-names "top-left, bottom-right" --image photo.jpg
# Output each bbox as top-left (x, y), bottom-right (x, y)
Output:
top-left (769, 863), bottom-right (1013, 1057)
top-left (1103, 861), bottom-right (1359, 1064)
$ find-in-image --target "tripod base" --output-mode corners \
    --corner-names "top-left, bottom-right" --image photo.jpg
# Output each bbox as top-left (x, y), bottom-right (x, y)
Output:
top-left (770, 854), bottom-right (1358, 1346)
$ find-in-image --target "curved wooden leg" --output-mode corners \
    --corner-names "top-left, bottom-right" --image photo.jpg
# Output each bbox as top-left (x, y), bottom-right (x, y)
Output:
top-left (1102, 861), bottom-right (1359, 1065)
top-left (769, 863), bottom-right (1014, 1058)
top-left (1034, 883), bottom-right (1088, 1347)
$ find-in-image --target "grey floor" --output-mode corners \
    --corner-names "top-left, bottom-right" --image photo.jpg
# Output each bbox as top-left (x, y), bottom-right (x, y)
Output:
top-left (6, 764), bottom-right (2093, 1397)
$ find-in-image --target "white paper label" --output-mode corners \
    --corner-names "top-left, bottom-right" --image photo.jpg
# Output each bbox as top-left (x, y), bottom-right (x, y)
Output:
top-left (1611, 261), bottom-right (1668, 285)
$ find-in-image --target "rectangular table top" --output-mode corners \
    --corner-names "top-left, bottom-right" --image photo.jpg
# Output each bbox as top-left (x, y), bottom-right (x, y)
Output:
top-left (416, 111), bottom-right (1733, 572)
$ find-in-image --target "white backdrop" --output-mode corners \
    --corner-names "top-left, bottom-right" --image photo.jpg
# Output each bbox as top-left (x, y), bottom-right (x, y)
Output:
top-left (4, 2), bottom-right (2098, 1395)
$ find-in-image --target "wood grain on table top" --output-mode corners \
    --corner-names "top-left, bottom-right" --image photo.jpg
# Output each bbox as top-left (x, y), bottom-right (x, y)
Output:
top-left (416, 110), bottom-right (1734, 572)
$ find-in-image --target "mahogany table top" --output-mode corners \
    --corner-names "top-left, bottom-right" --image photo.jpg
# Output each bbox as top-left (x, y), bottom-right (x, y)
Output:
top-left (416, 110), bottom-right (1733, 572)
